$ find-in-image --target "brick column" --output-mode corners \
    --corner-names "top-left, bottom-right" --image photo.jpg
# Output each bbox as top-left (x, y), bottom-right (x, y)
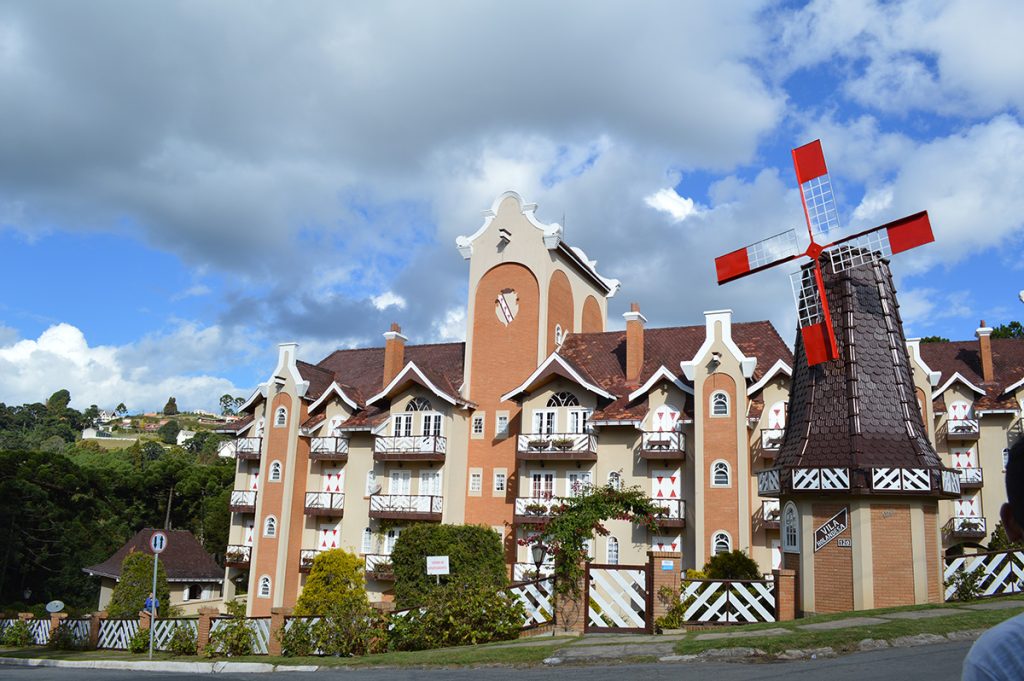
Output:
top-left (773, 568), bottom-right (797, 621)
top-left (268, 607), bottom-right (291, 656)
top-left (648, 551), bottom-right (681, 622)
top-left (49, 612), bottom-right (68, 636)
top-left (18, 612), bottom-right (33, 622)
top-left (196, 607), bottom-right (218, 655)
top-left (138, 610), bottom-right (152, 631)
top-left (554, 562), bottom-right (587, 634)
top-left (88, 612), bottom-right (107, 649)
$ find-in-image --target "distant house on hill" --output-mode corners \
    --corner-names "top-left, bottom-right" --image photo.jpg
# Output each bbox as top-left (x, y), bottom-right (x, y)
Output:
top-left (83, 529), bottom-right (223, 615)
top-left (176, 430), bottom-right (196, 447)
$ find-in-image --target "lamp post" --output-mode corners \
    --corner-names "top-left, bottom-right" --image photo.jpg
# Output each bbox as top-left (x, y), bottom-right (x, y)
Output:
top-left (531, 543), bottom-right (547, 575)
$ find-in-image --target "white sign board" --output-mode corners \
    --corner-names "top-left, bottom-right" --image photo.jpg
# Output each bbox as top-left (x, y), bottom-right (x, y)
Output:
top-left (813, 508), bottom-right (848, 552)
top-left (426, 555), bottom-right (450, 576)
top-left (150, 531), bottom-right (168, 554)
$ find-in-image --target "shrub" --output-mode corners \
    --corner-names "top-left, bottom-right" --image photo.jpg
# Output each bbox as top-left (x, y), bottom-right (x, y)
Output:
top-left (47, 622), bottom-right (86, 651)
top-left (107, 550), bottom-right (171, 618)
top-left (391, 525), bottom-right (507, 607)
top-left (166, 622), bottom-right (198, 656)
top-left (204, 600), bottom-right (254, 657)
top-left (390, 577), bottom-right (525, 651)
top-left (946, 564), bottom-right (985, 602)
top-left (294, 549), bottom-right (368, 616)
top-left (313, 610), bottom-right (389, 657)
top-left (1, 620), bottom-right (33, 647)
top-left (128, 627), bottom-right (150, 654)
top-left (278, 618), bottom-right (315, 657)
top-left (703, 550), bottom-right (761, 580)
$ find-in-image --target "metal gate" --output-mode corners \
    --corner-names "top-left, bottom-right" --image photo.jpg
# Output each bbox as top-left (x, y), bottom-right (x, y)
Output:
top-left (584, 562), bottom-right (652, 633)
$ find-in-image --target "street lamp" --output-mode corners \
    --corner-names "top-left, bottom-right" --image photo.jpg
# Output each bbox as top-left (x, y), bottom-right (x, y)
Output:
top-left (22, 588), bottom-right (31, 602)
top-left (531, 543), bottom-right (547, 573)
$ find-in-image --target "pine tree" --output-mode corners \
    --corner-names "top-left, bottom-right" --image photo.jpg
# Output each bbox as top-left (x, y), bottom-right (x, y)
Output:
top-left (163, 397), bottom-right (179, 416)
top-left (107, 550), bottom-right (171, 617)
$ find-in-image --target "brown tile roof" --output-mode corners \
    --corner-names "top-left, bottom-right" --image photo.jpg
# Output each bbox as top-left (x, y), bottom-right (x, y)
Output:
top-left (83, 529), bottom-right (222, 582)
top-left (215, 414), bottom-right (253, 434)
top-left (296, 361), bottom-right (335, 402)
top-left (920, 337), bottom-right (1024, 411)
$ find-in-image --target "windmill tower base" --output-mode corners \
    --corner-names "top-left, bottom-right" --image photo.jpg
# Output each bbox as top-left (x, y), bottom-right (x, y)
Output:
top-left (781, 495), bottom-right (943, 615)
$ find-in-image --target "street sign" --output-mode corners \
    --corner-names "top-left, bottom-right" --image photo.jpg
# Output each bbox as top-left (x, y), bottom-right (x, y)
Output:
top-left (45, 600), bottom-right (65, 613)
top-left (150, 531), bottom-right (168, 554)
top-left (426, 555), bottom-right (450, 576)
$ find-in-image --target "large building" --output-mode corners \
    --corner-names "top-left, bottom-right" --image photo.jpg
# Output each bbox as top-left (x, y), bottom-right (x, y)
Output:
top-left (218, 191), bottom-right (1023, 616)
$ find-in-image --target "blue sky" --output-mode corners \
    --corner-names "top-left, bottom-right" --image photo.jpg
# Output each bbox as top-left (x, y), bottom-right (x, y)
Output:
top-left (0, 1), bottom-right (1022, 412)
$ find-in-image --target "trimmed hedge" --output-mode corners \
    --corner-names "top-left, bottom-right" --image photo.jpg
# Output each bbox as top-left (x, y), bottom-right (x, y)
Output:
top-left (391, 524), bottom-right (506, 607)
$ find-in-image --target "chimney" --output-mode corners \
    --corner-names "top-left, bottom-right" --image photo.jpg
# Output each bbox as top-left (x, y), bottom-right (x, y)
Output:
top-left (382, 323), bottom-right (407, 387)
top-left (623, 302), bottom-right (647, 384)
top-left (976, 320), bottom-right (994, 383)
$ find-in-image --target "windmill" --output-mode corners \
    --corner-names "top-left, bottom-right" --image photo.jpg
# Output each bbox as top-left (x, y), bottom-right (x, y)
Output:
top-left (714, 140), bottom-right (935, 365)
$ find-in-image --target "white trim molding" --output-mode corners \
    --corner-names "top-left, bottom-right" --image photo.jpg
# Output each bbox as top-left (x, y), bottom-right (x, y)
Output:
top-left (366, 361), bottom-right (471, 408)
top-left (681, 310), bottom-right (756, 380)
top-left (1002, 375), bottom-right (1024, 396)
top-left (455, 190), bottom-right (561, 260)
top-left (906, 339), bottom-right (941, 387)
top-left (746, 359), bottom-right (793, 396)
top-left (500, 352), bottom-right (615, 403)
top-left (308, 382), bottom-right (361, 414)
top-left (934, 371), bottom-right (987, 399)
top-left (627, 365), bottom-right (694, 402)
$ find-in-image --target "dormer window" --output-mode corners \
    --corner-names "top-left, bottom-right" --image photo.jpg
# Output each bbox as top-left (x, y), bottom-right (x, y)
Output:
top-left (274, 406), bottom-right (287, 427)
top-left (547, 392), bottom-right (580, 407)
top-left (407, 397), bottom-right (432, 412)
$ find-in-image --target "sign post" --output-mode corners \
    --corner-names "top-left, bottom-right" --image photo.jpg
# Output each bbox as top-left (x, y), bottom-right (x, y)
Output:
top-left (148, 531), bottom-right (167, 659)
top-left (426, 555), bottom-right (449, 585)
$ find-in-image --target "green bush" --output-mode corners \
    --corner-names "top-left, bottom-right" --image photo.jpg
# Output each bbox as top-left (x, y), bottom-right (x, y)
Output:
top-left (107, 551), bottom-right (171, 618)
top-left (47, 622), bottom-right (86, 651)
top-left (128, 627), bottom-right (150, 654)
top-left (703, 550), bottom-right (761, 580)
top-left (391, 525), bottom-right (507, 607)
top-left (166, 622), bottom-right (198, 656)
top-left (1, 620), bottom-right (33, 647)
top-left (277, 618), bottom-right (315, 657)
top-left (389, 577), bottom-right (525, 651)
top-left (204, 600), bottom-right (254, 658)
top-left (946, 564), bottom-right (985, 602)
top-left (294, 549), bottom-right (368, 616)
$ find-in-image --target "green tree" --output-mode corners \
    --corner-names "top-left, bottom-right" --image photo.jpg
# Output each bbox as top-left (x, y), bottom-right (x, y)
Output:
top-left (116, 403), bottom-right (128, 417)
top-left (991, 321), bottom-right (1024, 339)
top-left (920, 335), bottom-right (950, 343)
top-left (293, 548), bottom-right (369, 615)
top-left (702, 550), bottom-right (762, 579)
top-left (105, 550), bottom-right (170, 617)
top-left (232, 397), bottom-right (245, 412)
top-left (219, 395), bottom-right (236, 416)
top-left (987, 521), bottom-right (1024, 552)
top-left (83, 405), bottom-right (100, 422)
top-left (158, 420), bottom-right (181, 445)
top-left (163, 397), bottom-right (178, 416)
top-left (391, 524), bottom-right (507, 607)
top-left (46, 389), bottom-right (71, 413)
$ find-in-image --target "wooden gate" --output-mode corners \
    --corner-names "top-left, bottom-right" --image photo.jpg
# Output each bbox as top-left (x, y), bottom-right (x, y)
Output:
top-left (584, 563), bottom-right (652, 633)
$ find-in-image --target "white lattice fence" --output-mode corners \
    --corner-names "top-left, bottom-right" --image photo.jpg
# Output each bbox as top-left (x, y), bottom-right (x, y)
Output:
top-left (209, 617), bottom-right (270, 655)
top-left (97, 618), bottom-right (139, 649)
top-left (28, 619), bottom-right (50, 645)
top-left (506, 577), bottom-right (555, 628)
top-left (63, 619), bottom-right (91, 644)
top-left (0, 619), bottom-right (18, 635)
top-left (944, 550), bottom-right (1024, 601)
top-left (586, 565), bottom-right (649, 632)
top-left (680, 579), bottom-right (776, 623)
top-left (150, 619), bottom-right (198, 651)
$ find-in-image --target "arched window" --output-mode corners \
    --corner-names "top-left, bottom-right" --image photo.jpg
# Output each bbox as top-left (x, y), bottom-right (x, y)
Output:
top-left (263, 515), bottom-right (277, 537)
top-left (713, 531), bottom-right (731, 555)
top-left (274, 406), bottom-right (287, 427)
top-left (269, 460), bottom-right (282, 482)
top-left (710, 391), bottom-right (729, 417)
top-left (783, 502), bottom-right (800, 552)
top-left (258, 575), bottom-right (271, 598)
top-left (711, 460), bottom-right (731, 487)
top-left (407, 397), bottom-right (432, 412)
top-left (554, 324), bottom-right (563, 346)
top-left (547, 391), bottom-right (580, 407)
top-left (361, 527), bottom-right (373, 554)
top-left (608, 471), bottom-right (622, 491)
top-left (607, 537), bottom-right (619, 565)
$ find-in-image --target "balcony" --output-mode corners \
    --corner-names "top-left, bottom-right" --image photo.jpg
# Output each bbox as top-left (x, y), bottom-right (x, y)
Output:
top-left (758, 500), bottom-right (781, 531)
top-left (956, 467), bottom-right (984, 490)
top-left (229, 490), bottom-right (257, 513)
top-left (760, 429), bottom-right (785, 452)
top-left (298, 549), bottom-right (319, 574)
top-left (651, 498), bottom-right (686, 529)
top-left (304, 491), bottom-right (345, 517)
top-left (219, 437), bottom-right (262, 460)
top-left (944, 419), bottom-right (980, 441)
top-left (310, 437), bottom-right (349, 462)
top-left (516, 433), bottom-right (597, 461)
top-left (364, 554), bottom-right (395, 581)
top-left (373, 435), bottom-right (446, 462)
top-left (224, 544), bottom-right (251, 568)
top-left (946, 516), bottom-right (987, 540)
top-left (368, 494), bottom-right (443, 521)
top-left (513, 496), bottom-right (567, 524)
top-left (512, 562), bottom-right (555, 583)
top-left (639, 431), bottom-right (686, 460)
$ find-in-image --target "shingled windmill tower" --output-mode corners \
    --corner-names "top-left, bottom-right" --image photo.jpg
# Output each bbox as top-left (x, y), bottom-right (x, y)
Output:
top-left (716, 141), bottom-right (961, 613)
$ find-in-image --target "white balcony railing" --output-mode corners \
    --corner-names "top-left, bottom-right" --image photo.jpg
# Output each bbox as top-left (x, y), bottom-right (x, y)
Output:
top-left (513, 562), bottom-right (555, 582)
top-left (229, 490), bottom-right (257, 510)
top-left (946, 419), bottom-right (980, 438)
top-left (651, 498), bottom-right (685, 520)
top-left (220, 437), bottom-right (262, 459)
top-left (957, 467), bottom-right (984, 486)
top-left (761, 429), bottom-right (785, 450)
top-left (299, 549), bottom-right (319, 572)
top-left (304, 491), bottom-right (345, 514)
top-left (364, 554), bottom-right (395, 578)
top-left (225, 544), bottom-right (251, 566)
top-left (640, 431), bottom-right (685, 453)
top-left (517, 433), bottom-right (596, 456)
top-left (948, 516), bottom-right (987, 537)
top-left (369, 494), bottom-right (443, 516)
top-left (514, 496), bottom-right (567, 517)
top-left (373, 435), bottom-right (446, 455)
top-left (310, 436), bottom-right (349, 458)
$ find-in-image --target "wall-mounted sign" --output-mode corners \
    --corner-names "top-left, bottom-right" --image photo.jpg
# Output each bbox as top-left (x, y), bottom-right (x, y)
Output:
top-left (660, 560), bottom-right (674, 571)
top-left (813, 508), bottom-right (849, 552)
top-left (837, 538), bottom-right (852, 548)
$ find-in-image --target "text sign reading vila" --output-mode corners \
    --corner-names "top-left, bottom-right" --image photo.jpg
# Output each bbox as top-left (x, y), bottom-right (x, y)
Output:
top-left (150, 531), bottom-right (168, 554)
top-left (813, 508), bottom-right (849, 552)
top-left (426, 555), bottom-right (450, 576)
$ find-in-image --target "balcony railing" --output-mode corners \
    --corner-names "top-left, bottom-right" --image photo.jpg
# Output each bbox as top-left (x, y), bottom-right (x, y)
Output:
top-left (219, 437), bottom-right (262, 460)
top-left (760, 429), bottom-right (785, 451)
top-left (651, 498), bottom-right (686, 529)
top-left (956, 467), bottom-right (984, 489)
top-left (639, 431), bottom-right (686, 459)
top-left (364, 554), bottom-right (395, 581)
top-left (368, 494), bottom-right (443, 521)
top-left (304, 491), bottom-right (345, 516)
top-left (512, 562), bottom-right (555, 582)
top-left (229, 490), bottom-right (257, 513)
top-left (944, 419), bottom-right (980, 441)
top-left (513, 496), bottom-right (566, 523)
top-left (298, 549), bottom-right (319, 574)
top-left (224, 544), bottom-right (251, 568)
top-left (760, 499), bottom-right (781, 530)
top-left (310, 437), bottom-right (349, 461)
top-left (373, 435), bottom-right (446, 461)
top-left (516, 433), bottom-right (597, 460)
top-left (946, 516), bottom-right (987, 539)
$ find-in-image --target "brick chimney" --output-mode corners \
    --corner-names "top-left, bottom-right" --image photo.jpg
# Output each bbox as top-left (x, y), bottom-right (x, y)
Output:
top-left (382, 323), bottom-right (407, 388)
top-left (976, 320), bottom-right (994, 383)
top-left (623, 302), bottom-right (647, 384)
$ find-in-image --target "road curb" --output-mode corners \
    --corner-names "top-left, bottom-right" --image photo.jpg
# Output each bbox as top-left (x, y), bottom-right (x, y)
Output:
top-left (0, 656), bottom-right (320, 674)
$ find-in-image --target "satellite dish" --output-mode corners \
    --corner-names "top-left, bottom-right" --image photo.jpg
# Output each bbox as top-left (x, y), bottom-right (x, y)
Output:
top-left (45, 600), bottom-right (65, 613)
top-left (370, 482), bottom-right (382, 495)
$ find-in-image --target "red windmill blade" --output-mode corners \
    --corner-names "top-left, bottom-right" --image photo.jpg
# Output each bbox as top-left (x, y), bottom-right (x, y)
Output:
top-left (714, 140), bottom-right (935, 366)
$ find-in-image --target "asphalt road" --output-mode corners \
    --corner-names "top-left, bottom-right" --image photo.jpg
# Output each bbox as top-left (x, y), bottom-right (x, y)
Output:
top-left (0, 640), bottom-right (974, 681)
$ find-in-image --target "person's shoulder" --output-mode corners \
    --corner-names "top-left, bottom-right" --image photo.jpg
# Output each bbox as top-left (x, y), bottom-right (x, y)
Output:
top-left (963, 612), bottom-right (1024, 681)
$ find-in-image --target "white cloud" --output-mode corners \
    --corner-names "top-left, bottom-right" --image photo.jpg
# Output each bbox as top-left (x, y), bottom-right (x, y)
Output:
top-left (0, 322), bottom-right (245, 412)
top-left (371, 291), bottom-right (407, 311)
top-left (432, 307), bottom-right (466, 342)
top-left (172, 284), bottom-right (212, 301)
top-left (644, 188), bottom-right (703, 222)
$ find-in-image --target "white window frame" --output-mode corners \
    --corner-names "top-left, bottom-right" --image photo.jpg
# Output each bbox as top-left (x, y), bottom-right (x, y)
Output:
top-left (712, 531), bottom-right (732, 555)
top-left (263, 515), bottom-right (277, 538)
top-left (711, 460), bottom-right (731, 487)
top-left (710, 391), bottom-right (730, 417)
top-left (495, 412), bottom-right (509, 438)
top-left (469, 470), bottom-right (483, 495)
top-left (568, 408), bottom-right (592, 435)
top-left (530, 470), bottom-right (555, 499)
top-left (607, 537), bottom-right (619, 565)
top-left (257, 575), bottom-right (271, 598)
top-left (361, 527), bottom-right (374, 554)
top-left (567, 470), bottom-right (592, 497)
top-left (393, 413), bottom-right (413, 437)
top-left (389, 470), bottom-right (412, 495)
top-left (532, 409), bottom-right (556, 435)
top-left (274, 406), bottom-right (287, 427)
top-left (782, 502), bottom-right (800, 553)
top-left (422, 412), bottom-right (443, 437)
top-left (608, 471), bottom-right (622, 490)
top-left (493, 469), bottom-right (507, 494)
top-left (269, 460), bottom-right (283, 483)
top-left (472, 414), bottom-right (485, 439)
top-left (419, 469), bottom-right (442, 496)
